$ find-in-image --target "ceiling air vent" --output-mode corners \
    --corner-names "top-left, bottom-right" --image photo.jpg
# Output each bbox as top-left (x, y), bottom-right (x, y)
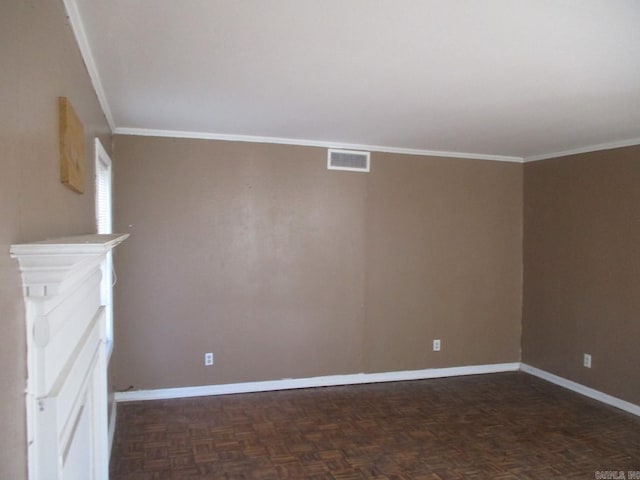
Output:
top-left (327, 149), bottom-right (370, 172)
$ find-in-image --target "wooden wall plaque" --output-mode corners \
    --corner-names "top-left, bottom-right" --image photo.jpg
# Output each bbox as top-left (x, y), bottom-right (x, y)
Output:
top-left (59, 97), bottom-right (85, 193)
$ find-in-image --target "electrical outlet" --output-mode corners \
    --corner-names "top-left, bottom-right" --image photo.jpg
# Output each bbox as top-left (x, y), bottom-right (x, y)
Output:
top-left (583, 353), bottom-right (591, 368)
top-left (433, 339), bottom-right (441, 352)
top-left (204, 352), bottom-right (214, 366)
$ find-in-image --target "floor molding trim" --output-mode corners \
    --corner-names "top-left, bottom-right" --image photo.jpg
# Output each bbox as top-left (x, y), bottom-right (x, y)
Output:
top-left (521, 363), bottom-right (640, 417)
top-left (115, 362), bottom-right (520, 403)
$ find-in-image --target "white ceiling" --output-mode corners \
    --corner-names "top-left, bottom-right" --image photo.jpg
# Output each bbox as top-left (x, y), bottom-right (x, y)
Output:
top-left (69, 0), bottom-right (640, 161)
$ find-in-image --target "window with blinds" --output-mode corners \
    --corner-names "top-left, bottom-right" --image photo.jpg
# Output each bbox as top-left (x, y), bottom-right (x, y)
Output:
top-left (95, 139), bottom-right (115, 358)
top-left (95, 139), bottom-right (112, 234)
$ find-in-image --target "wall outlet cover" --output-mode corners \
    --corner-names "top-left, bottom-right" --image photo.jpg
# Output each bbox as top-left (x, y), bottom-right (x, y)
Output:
top-left (205, 352), bottom-right (214, 366)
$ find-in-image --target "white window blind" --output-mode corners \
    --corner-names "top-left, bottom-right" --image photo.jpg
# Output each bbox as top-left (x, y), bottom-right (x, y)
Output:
top-left (95, 140), bottom-right (112, 234)
top-left (95, 139), bottom-right (115, 358)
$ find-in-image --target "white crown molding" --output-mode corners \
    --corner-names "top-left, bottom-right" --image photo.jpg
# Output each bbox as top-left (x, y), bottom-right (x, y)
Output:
top-left (62, 0), bottom-right (115, 131)
top-left (115, 362), bottom-right (520, 402)
top-left (524, 138), bottom-right (640, 162)
top-left (114, 127), bottom-right (525, 163)
top-left (521, 363), bottom-right (640, 417)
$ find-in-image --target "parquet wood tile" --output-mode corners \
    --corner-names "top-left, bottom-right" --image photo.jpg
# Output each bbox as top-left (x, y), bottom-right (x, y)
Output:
top-left (110, 372), bottom-right (640, 479)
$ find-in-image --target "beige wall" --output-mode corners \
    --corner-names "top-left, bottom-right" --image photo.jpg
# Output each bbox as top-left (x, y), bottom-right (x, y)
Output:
top-left (112, 135), bottom-right (523, 390)
top-left (364, 154), bottom-right (523, 372)
top-left (0, 1), bottom-right (111, 478)
top-left (523, 145), bottom-right (640, 405)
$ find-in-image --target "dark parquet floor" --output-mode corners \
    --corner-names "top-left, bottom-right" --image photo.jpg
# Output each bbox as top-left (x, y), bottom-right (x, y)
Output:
top-left (110, 372), bottom-right (640, 479)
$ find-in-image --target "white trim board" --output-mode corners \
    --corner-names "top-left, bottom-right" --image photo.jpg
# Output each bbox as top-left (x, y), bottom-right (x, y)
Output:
top-left (115, 363), bottom-right (640, 419)
top-left (524, 138), bottom-right (640, 162)
top-left (108, 399), bottom-right (116, 458)
top-left (114, 129), bottom-right (640, 165)
top-left (62, 0), bottom-right (115, 131)
top-left (115, 363), bottom-right (519, 402)
top-left (521, 363), bottom-right (640, 417)
top-left (114, 127), bottom-right (524, 163)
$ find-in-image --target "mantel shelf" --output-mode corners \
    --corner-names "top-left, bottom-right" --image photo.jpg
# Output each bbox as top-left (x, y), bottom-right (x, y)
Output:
top-left (11, 233), bottom-right (129, 298)
top-left (11, 233), bottom-right (129, 256)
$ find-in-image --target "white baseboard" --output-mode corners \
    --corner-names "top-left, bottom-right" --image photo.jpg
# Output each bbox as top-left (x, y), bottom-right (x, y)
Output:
top-left (521, 363), bottom-right (640, 417)
top-left (108, 399), bottom-right (117, 456)
top-left (115, 362), bottom-right (520, 403)
top-left (114, 362), bottom-right (639, 418)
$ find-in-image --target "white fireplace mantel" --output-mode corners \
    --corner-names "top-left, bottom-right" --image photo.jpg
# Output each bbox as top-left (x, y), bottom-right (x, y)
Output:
top-left (11, 233), bottom-right (129, 298)
top-left (11, 233), bottom-right (129, 480)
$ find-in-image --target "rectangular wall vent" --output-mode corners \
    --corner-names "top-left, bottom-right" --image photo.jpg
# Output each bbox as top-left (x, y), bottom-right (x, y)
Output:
top-left (327, 149), bottom-right (370, 172)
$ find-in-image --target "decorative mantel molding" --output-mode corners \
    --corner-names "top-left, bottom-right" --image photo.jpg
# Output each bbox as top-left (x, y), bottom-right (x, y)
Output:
top-left (11, 233), bottom-right (129, 298)
top-left (11, 233), bottom-right (128, 480)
